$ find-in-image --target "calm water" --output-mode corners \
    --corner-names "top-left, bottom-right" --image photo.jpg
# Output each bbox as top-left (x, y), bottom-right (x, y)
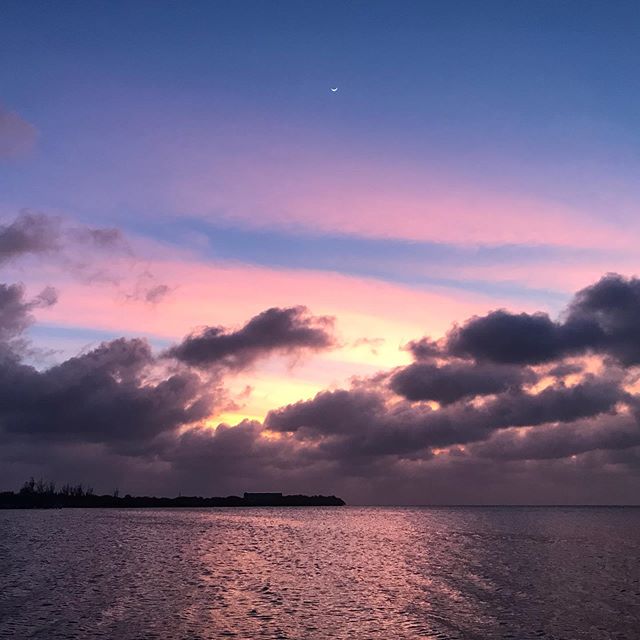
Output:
top-left (1, 507), bottom-right (639, 639)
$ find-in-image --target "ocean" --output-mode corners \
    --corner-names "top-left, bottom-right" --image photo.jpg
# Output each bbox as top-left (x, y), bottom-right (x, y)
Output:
top-left (1, 507), bottom-right (639, 639)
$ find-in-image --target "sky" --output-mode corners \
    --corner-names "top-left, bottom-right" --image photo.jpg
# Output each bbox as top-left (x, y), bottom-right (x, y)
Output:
top-left (2, 1), bottom-right (640, 504)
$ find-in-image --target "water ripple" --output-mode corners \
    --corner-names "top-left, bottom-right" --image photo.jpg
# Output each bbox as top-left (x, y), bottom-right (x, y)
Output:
top-left (1, 507), bottom-right (639, 639)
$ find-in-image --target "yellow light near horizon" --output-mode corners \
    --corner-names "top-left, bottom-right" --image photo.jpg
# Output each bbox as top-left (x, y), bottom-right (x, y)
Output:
top-left (186, 305), bottom-right (464, 430)
top-left (203, 373), bottom-right (326, 427)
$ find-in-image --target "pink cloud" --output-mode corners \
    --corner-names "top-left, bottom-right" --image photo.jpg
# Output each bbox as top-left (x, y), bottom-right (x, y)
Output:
top-left (31, 255), bottom-right (538, 347)
top-left (168, 140), bottom-right (628, 249)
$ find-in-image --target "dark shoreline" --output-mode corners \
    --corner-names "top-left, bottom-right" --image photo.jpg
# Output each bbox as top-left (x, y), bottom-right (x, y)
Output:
top-left (0, 492), bottom-right (346, 509)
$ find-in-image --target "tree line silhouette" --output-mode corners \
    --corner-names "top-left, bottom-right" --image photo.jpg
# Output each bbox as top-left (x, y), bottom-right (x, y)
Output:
top-left (0, 478), bottom-right (345, 508)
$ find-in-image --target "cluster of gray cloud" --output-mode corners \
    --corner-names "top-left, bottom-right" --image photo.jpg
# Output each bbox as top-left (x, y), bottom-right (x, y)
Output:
top-left (389, 360), bottom-right (535, 404)
top-left (167, 306), bottom-right (335, 370)
top-left (0, 335), bottom-right (213, 454)
top-left (0, 282), bottom-right (57, 344)
top-left (266, 376), bottom-right (623, 458)
top-left (0, 272), bottom-right (340, 496)
top-left (447, 274), bottom-right (640, 366)
top-left (0, 210), bottom-right (175, 305)
top-left (0, 212), bottom-right (60, 263)
top-left (0, 301), bottom-right (335, 457)
top-left (0, 210), bottom-right (126, 265)
top-left (261, 274), bottom-right (640, 502)
top-left (2, 216), bottom-right (640, 503)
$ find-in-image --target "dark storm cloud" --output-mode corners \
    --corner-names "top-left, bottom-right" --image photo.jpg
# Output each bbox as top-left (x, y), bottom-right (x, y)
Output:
top-left (389, 361), bottom-right (534, 404)
top-left (479, 376), bottom-right (624, 430)
top-left (266, 389), bottom-right (384, 436)
top-left (167, 306), bottom-right (335, 369)
top-left (167, 421), bottom-right (303, 480)
top-left (597, 445), bottom-right (640, 470)
top-left (566, 273), bottom-right (640, 365)
top-left (266, 376), bottom-right (624, 458)
top-left (0, 285), bottom-right (329, 469)
top-left (0, 284), bottom-right (212, 455)
top-left (472, 413), bottom-right (640, 461)
top-left (444, 274), bottom-right (640, 366)
top-left (0, 338), bottom-right (214, 453)
top-left (445, 309), bottom-right (598, 364)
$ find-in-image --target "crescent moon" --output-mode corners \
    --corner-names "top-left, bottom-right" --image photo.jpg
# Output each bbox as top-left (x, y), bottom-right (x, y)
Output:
top-left (330, 87), bottom-right (338, 92)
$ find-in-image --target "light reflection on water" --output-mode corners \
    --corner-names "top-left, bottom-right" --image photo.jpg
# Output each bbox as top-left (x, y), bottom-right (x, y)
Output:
top-left (1, 507), bottom-right (639, 639)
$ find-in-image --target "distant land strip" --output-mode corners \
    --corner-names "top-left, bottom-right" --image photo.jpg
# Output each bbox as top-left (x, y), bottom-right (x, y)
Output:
top-left (0, 481), bottom-right (345, 509)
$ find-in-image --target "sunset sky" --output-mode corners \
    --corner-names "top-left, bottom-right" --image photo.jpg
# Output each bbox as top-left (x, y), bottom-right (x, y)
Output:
top-left (3, 1), bottom-right (640, 503)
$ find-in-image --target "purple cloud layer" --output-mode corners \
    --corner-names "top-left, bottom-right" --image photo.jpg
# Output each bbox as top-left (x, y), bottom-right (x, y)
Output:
top-left (0, 242), bottom-right (640, 502)
top-left (1, 214), bottom-right (640, 503)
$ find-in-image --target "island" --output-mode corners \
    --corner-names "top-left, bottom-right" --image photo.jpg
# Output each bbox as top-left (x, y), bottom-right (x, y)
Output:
top-left (0, 480), bottom-right (346, 509)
